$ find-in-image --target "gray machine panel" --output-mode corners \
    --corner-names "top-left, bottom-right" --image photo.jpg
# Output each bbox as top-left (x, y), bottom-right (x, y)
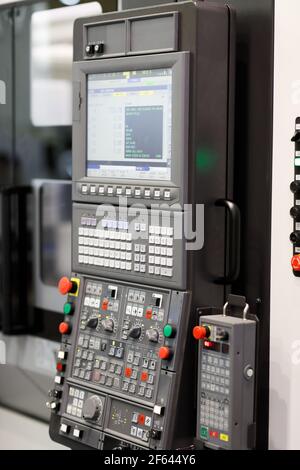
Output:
top-left (197, 315), bottom-right (256, 450)
top-left (73, 203), bottom-right (187, 290)
top-left (51, 274), bottom-right (191, 449)
top-left (72, 52), bottom-right (189, 208)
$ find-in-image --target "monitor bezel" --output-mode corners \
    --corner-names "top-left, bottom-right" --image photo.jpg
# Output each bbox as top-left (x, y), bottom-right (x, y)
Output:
top-left (72, 52), bottom-right (189, 201)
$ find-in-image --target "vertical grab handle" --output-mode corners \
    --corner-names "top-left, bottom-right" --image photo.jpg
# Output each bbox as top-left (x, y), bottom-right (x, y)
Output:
top-left (0, 186), bottom-right (31, 334)
top-left (215, 199), bottom-right (241, 284)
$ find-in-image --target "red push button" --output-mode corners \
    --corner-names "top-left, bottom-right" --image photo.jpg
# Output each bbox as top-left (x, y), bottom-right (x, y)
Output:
top-left (125, 367), bottom-right (132, 378)
top-left (102, 298), bottom-right (109, 311)
top-left (210, 430), bottom-right (219, 439)
top-left (158, 346), bottom-right (171, 360)
top-left (141, 371), bottom-right (148, 382)
top-left (291, 255), bottom-right (300, 271)
top-left (146, 308), bottom-right (152, 320)
top-left (138, 414), bottom-right (145, 426)
top-left (193, 326), bottom-right (210, 341)
top-left (56, 362), bottom-right (65, 372)
top-left (58, 277), bottom-right (77, 295)
top-left (59, 322), bottom-right (70, 335)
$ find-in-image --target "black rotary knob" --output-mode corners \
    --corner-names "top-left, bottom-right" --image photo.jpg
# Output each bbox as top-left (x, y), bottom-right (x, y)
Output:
top-left (290, 181), bottom-right (300, 194)
top-left (86, 317), bottom-right (99, 329)
top-left (83, 396), bottom-right (103, 421)
top-left (291, 206), bottom-right (300, 219)
top-left (128, 326), bottom-right (142, 339)
top-left (290, 231), bottom-right (300, 244)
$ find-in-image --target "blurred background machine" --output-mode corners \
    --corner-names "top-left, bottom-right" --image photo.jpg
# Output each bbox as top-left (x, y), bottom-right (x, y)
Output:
top-left (0, 0), bottom-right (117, 423)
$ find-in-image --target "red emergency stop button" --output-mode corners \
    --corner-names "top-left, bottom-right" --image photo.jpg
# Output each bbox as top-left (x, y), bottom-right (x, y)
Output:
top-left (56, 362), bottom-right (65, 372)
top-left (58, 277), bottom-right (77, 295)
top-left (291, 255), bottom-right (300, 271)
top-left (159, 346), bottom-right (172, 360)
top-left (193, 325), bottom-right (210, 341)
top-left (59, 322), bottom-right (70, 335)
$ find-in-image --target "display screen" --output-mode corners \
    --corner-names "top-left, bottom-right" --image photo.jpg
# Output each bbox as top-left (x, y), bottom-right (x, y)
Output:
top-left (87, 68), bottom-right (172, 181)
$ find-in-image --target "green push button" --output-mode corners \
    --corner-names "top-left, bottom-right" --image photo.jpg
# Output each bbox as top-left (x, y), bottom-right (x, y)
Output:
top-left (200, 426), bottom-right (208, 440)
top-left (63, 302), bottom-right (74, 315)
top-left (163, 324), bottom-right (176, 338)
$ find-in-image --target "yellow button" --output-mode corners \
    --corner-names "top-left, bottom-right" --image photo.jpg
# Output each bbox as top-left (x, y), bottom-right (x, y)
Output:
top-left (220, 434), bottom-right (229, 442)
top-left (70, 278), bottom-right (80, 297)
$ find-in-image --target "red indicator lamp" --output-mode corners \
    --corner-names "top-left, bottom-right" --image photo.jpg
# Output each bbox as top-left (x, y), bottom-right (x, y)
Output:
top-left (291, 255), bottom-right (300, 271)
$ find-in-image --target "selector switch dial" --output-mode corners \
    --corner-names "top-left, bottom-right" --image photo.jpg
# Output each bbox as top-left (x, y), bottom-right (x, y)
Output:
top-left (82, 395), bottom-right (103, 422)
top-left (101, 318), bottom-right (115, 333)
top-left (86, 317), bottom-right (99, 329)
top-left (128, 326), bottom-right (142, 339)
top-left (146, 328), bottom-right (160, 343)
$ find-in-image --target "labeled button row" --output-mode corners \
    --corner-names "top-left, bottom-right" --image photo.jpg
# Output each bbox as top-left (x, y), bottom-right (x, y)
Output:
top-left (81, 184), bottom-right (174, 201)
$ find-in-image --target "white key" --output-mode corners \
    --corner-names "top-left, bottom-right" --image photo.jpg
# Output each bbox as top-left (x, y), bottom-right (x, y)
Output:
top-left (115, 241), bottom-right (120, 250)
top-left (93, 248), bottom-right (99, 256)
top-left (84, 247), bottom-right (89, 255)
top-left (135, 254), bottom-right (140, 262)
top-left (89, 238), bottom-right (94, 246)
top-left (149, 226), bottom-right (155, 234)
top-left (132, 306), bottom-right (138, 316)
top-left (166, 268), bottom-right (173, 277)
top-left (155, 237), bottom-right (161, 245)
top-left (93, 239), bottom-right (99, 247)
top-left (161, 257), bottom-right (167, 266)
top-left (104, 250), bottom-right (109, 258)
top-left (154, 226), bottom-right (160, 235)
top-left (110, 231), bottom-right (116, 240)
top-left (126, 305), bottom-right (132, 315)
top-left (88, 228), bottom-right (94, 237)
top-left (140, 255), bottom-right (146, 263)
top-left (79, 228), bottom-right (84, 236)
top-left (126, 243), bottom-right (132, 251)
top-left (104, 240), bottom-right (110, 249)
top-left (155, 257), bottom-right (161, 265)
top-left (95, 229), bottom-right (101, 238)
top-left (126, 253), bottom-right (132, 261)
top-left (99, 230), bottom-right (105, 239)
top-left (79, 237), bottom-right (84, 245)
top-left (155, 267), bottom-right (161, 275)
top-left (135, 244), bottom-right (140, 252)
top-left (161, 227), bottom-right (167, 236)
top-left (109, 250), bottom-right (115, 259)
top-left (109, 260), bottom-right (115, 268)
top-left (126, 233), bottom-right (132, 241)
top-left (167, 248), bottom-right (173, 257)
top-left (115, 260), bottom-right (120, 269)
top-left (161, 247), bottom-right (167, 256)
top-left (149, 246), bottom-right (155, 254)
top-left (104, 231), bottom-right (109, 239)
top-left (109, 241), bottom-right (115, 249)
top-left (83, 228), bottom-right (89, 236)
top-left (104, 259), bottom-right (110, 267)
top-left (121, 252), bottom-right (126, 260)
top-left (155, 247), bottom-right (161, 255)
top-left (78, 255), bottom-right (84, 264)
top-left (135, 223), bottom-right (140, 232)
top-left (149, 256), bottom-right (154, 264)
top-left (79, 246), bottom-right (84, 254)
top-left (88, 247), bottom-right (93, 255)
top-left (84, 256), bottom-right (89, 264)
top-left (140, 265), bottom-right (146, 273)
top-left (99, 258), bottom-right (104, 266)
top-left (89, 257), bottom-right (94, 265)
top-left (115, 251), bottom-right (120, 260)
top-left (140, 245), bottom-right (146, 253)
top-left (137, 307), bottom-right (143, 317)
top-left (99, 240), bottom-right (104, 248)
top-left (161, 237), bottom-right (167, 246)
top-left (167, 258), bottom-right (173, 267)
top-left (140, 224), bottom-right (146, 232)
top-left (126, 262), bottom-right (132, 271)
top-left (149, 236), bottom-right (155, 244)
top-left (134, 264), bottom-right (140, 272)
top-left (115, 232), bottom-right (120, 240)
top-left (120, 242), bottom-right (126, 251)
top-left (148, 266), bottom-right (154, 274)
top-left (121, 261), bottom-right (126, 270)
top-left (167, 227), bottom-right (174, 236)
top-left (120, 232), bottom-right (126, 240)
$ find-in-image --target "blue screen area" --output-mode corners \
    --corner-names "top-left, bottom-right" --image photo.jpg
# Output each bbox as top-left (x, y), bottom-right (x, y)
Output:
top-left (87, 69), bottom-right (172, 181)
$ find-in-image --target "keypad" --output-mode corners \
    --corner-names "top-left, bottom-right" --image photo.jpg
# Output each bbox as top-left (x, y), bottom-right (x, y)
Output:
top-left (77, 219), bottom-right (174, 279)
top-left (66, 387), bottom-right (86, 418)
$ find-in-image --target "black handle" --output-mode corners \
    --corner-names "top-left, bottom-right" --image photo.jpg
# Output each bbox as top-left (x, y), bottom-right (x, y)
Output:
top-left (0, 185), bottom-right (31, 334)
top-left (215, 199), bottom-right (241, 284)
